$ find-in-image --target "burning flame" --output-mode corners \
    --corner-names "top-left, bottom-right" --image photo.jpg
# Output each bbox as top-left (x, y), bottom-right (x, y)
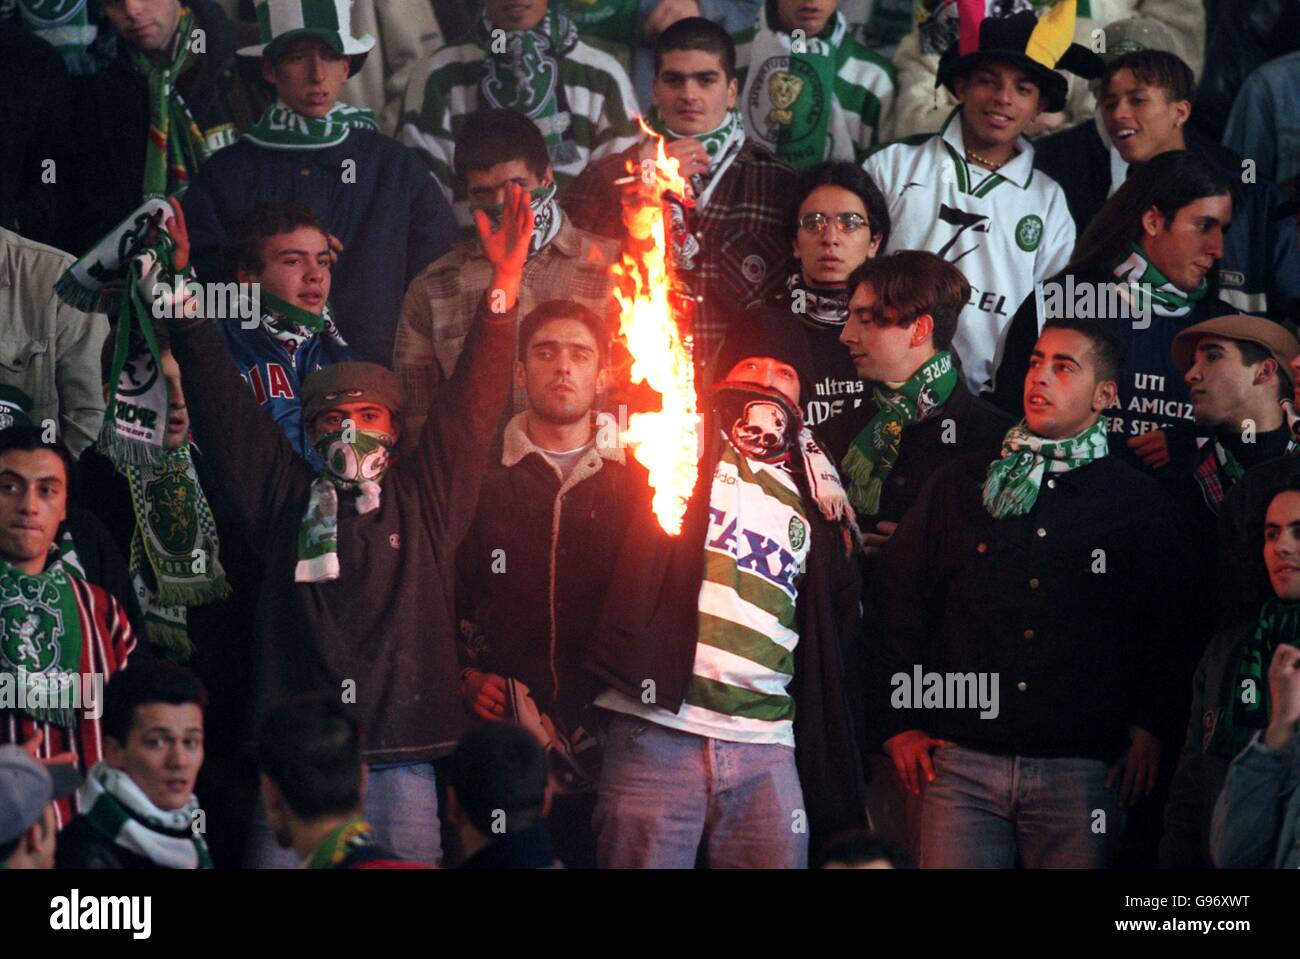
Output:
top-left (610, 122), bottom-right (700, 535)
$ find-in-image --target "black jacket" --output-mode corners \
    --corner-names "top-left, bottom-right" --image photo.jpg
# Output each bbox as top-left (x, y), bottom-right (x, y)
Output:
top-left (68, 0), bottom-right (265, 253)
top-left (55, 815), bottom-right (163, 869)
top-left (874, 449), bottom-right (1187, 759)
top-left (585, 419), bottom-right (869, 850)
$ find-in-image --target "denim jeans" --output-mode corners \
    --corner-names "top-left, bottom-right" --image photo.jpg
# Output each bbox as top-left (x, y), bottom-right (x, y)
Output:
top-left (918, 744), bottom-right (1123, 869)
top-left (245, 761), bottom-right (443, 867)
top-left (593, 714), bottom-right (808, 868)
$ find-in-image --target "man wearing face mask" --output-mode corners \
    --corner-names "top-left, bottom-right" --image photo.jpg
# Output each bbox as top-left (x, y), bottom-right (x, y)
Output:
top-left (394, 109), bottom-right (618, 441)
top-left (160, 183), bottom-right (524, 867)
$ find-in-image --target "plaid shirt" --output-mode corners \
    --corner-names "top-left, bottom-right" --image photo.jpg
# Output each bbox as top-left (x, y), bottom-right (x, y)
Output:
top-left (562, 139), bottom-right (798, 375)
top-left (393, 216), bottom-right (618, 438)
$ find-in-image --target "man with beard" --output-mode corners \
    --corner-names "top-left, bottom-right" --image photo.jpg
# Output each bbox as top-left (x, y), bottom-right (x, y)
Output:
top-left (456, 300), bottom-right (633, 868)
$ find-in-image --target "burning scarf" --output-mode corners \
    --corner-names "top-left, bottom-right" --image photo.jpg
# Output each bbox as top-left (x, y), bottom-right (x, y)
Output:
top-left (124, 443), bottom-right (230, 659)
top-left (842, 351), bottom-right (958, 517)
top-left (711, 382), bottom-right (859, 533)
top-left (0, 548), bottom-right (83, 728)
top-left (469, 181), bottom-right (564, 260)
top-left (785, 271), bottom-right (850, 328)
top-left (1208, 599), bottom-right (1300, 759)
top-left (294, 430), bottom-right (393, 583)
top-left (78, 762), bottom-right (212, 869)
top-left (1113, 243), bottom-right (1207, 318)
top-left (475, 9), bottom-right (581, 165)
top-left (129, 6), bottom-right (209, 197)
top-left (243, 100), bottom-right (378, 151)
top-left (739, 4), bottom-right (843, 167)
top-left (982, 417), bottom-right (1110, 519)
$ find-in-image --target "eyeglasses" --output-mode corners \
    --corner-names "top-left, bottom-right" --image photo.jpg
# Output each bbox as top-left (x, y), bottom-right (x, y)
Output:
top-left (798, 212), bottom-right (869, 235)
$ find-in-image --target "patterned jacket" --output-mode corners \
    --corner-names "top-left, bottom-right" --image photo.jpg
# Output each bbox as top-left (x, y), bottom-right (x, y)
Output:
top-left (563, 139), bottom-right (798, 377)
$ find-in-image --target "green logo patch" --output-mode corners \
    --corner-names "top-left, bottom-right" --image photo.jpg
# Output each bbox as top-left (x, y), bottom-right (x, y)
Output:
top-left (788, 516), bottom-right (807, 552)
top-left (1015, 214), bottom-right (1044, 252)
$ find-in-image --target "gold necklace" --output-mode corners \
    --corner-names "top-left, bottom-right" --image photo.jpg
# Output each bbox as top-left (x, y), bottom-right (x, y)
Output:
top-left (965, 149), bottom-right (1009, 171)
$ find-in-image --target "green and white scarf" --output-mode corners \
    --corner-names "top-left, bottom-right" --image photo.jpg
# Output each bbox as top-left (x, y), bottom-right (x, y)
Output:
top-left (79, 762), bottom-right (212, 869)
top-left (739, 5), bottom-right (843, 167)
top-left (842, 351), bottom-right (958, 517)
top-left (129, 6), bottom-right (209, 198)
top-left (0, 550), bottom-right (83, 728)
top-left (1113, 243), bottom-right (1208, 318)
top-left (1209, 599), bottom-right (1300, 759)
top-left (982, 418), bottom-right (1110, 519)
top-left (295, 430), bottom-right (393, 583)
top-left (243, 100), bottom-right (379, 151)
top-left (469, 181), bottom-right (564, 260)
top-left (58, 199), bottom-right (189, 468)
top-left (17, 0), bottom-right (99, 71)
top-left (475, 9), bottom-right (581, 165)
top-left (124, 444), bottom-right (230, 659)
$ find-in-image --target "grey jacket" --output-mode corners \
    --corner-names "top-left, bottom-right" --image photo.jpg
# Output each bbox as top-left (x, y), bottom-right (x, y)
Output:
top-left (1211, 728), bottom-right (1300, 868)
top-left (0, 227), bottom-right (107, 454)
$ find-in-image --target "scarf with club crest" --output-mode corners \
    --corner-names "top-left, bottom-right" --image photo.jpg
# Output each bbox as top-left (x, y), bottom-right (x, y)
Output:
top-left (739, 4), bottom-right (843, 167)
top-left (468, 181), bottom-right (564, 260)
top-left (79, 762), bottom-right (212, 869)
top-left (244, 99), bottom-right (379, 151)
top-left (842, 351), bottom-right (958, 517)
top-left (982, 417), bottom-right (1110, 519)
top-left (129, 6), bottom-right (210, 198)
top-left (0, 539), bottom-right (85, 728)
top-left (474, 9), bottom-right (582, 166)
top-left (1113, 243), bottom-right (1208, 318)
top-left (124, 443), bottom-right (230, 659)
top-left (646, 107), bottom-right (745, 273)
top-left (295, 430), bottom-right (394, 583)
top-left (1208, 599), bottom-right (1300, 759)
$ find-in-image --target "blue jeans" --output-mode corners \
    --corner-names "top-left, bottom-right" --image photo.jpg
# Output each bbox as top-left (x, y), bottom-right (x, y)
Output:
top-left (593, 714), bottom-right (808, 869)
top-left (918, 744), bottom-right (1123, 868)
top-left (245, 762), bottom-right (443, 867)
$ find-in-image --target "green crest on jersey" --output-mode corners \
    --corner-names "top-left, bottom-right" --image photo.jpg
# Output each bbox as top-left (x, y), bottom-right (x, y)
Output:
top-left (788, 515), bottom-right (807, 552)
top-left (1015, 215), bottom-right (1044, 252)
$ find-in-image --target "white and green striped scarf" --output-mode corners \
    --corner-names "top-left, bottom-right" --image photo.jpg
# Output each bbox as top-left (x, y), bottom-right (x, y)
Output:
top-left (982, 418), bottom-right (1110, 519)
top-left (1113, 243), bottom-right (1208, 318)
top-left (244, 100), bottom-right (378, 150)
top-left (78, 762), bottom-right (213, 869)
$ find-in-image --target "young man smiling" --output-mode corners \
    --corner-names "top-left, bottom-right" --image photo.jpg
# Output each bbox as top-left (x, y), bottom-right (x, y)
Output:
top-left (863, 7), bottom-right (1099, 395)
top-left (182, 0), bottom-right (458, 366)
top-left (565, 16), bottom-right (799, 372)
top-left (875, 318), bottom-right (1182, 868)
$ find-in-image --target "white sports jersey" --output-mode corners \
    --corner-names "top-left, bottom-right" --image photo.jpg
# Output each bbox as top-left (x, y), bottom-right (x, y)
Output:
top-left (863, 109), bottom-right (1075, 393)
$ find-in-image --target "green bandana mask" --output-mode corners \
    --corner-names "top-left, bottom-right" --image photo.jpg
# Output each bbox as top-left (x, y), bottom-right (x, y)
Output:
top-left (244, 100), bottom-right (379, 151)
top-left (129, 7), bottom-right (209, 197)
top-left (1209, 599), bottom-right (1300, 758)
top-left (124, 444), bottom-right (231, 659)
top-left (295, 430), bottom-right (393, 583)
top-left (842, 351), bottom-right (958, 517)
top-left (0, 552), bottom-right (84, 728)
top-left (740, 6), bottom-right (844, 168)
top-left (1113, 243), bottom-right (1208, 318)
top-left (469, 181), bottom-right (563, 259)
top-left (982, 418), bottom-right (1110, 519)
top-left (475, 10), bottom-right (582, 165)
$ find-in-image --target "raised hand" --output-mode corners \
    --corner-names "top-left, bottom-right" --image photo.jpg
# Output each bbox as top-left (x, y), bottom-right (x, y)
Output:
top-left (1264, 644), bottom-right (1300, 749)
top-left (474, 181), bottom-right (534, 279)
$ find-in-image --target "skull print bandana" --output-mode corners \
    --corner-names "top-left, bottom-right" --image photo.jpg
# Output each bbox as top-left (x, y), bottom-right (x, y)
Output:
top-left (711, 382), bottom-right (802, 463)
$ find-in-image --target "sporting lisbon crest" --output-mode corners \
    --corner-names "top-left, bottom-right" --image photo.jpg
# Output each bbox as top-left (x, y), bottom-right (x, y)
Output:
top-left (747, 56), bottom-right (826, 153)
top-left (1, 584), bottom-right (64, 674)
top-left (1015, 214), bottom-right (1044, 253)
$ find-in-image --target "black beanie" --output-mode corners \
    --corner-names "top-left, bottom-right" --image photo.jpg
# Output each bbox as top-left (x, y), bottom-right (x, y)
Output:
top-left (713, 303), bottom-right (817, 403)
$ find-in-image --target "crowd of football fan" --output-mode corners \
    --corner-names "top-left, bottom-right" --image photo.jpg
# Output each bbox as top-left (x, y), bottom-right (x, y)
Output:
top-left (2, 0), bottom-right (1300, 871)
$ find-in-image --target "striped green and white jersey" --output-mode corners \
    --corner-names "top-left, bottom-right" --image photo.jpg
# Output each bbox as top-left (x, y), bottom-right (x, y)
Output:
top-left (399, 30), bottom-right (640, 224)
top-left (733, 7), bottom-right (896, 168)
top-left (597, 438), bottom-right (811, 746)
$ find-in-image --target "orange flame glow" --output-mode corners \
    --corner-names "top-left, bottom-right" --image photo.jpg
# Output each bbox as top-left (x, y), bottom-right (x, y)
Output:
top-left (611, 123), bottom-right (700, 536)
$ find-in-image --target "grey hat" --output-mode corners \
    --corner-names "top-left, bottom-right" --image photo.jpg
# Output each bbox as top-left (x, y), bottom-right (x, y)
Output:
top-left (1100, 17), bottom-right (1181, 64)
top-left (0, 745), bottom-right (79, 846)
top-left (300, 361), bottom-right (403, 425)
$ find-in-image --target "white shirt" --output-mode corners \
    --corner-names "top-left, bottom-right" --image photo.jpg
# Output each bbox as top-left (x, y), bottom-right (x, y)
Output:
top-left (863, 109), bottom-right (1076, 393)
